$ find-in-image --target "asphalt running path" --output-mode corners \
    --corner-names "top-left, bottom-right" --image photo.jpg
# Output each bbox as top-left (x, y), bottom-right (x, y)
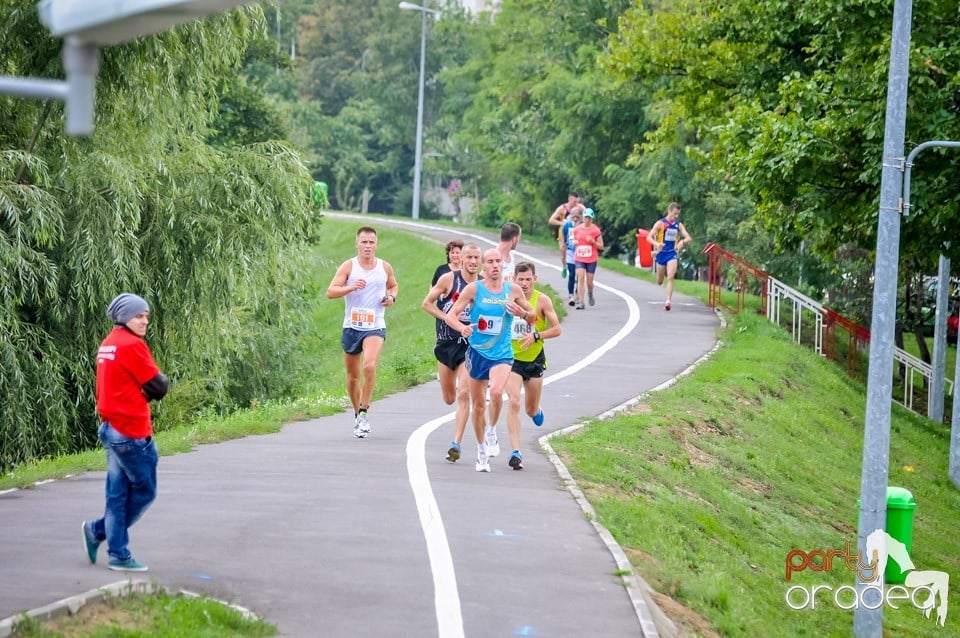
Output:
top-left (0, 216), bottom-right (718, 638)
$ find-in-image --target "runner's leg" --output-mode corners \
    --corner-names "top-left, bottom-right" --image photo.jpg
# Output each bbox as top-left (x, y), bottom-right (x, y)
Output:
top-left (344, 352), bottom-right (362, 414)
top-left (665, 259), bottom-right (679, 304)
top-left (358, 335), bottom-right (384, 409)
top-left (438, 359), bottom-right (457, 405)
top-left (505, 372), bottom-right (523, 452)
top-left (524, 376), bottom-right (543, 418)
top-left (453, 363), bottom-right (470, 444)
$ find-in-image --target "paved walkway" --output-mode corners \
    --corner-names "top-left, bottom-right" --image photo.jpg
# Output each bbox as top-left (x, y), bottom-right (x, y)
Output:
top-left (0, 217), bottom-right (718, 637)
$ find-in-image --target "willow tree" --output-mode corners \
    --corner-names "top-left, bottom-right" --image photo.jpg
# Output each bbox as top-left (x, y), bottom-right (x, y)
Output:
top-left (0, 2), bottom-right (316, 469)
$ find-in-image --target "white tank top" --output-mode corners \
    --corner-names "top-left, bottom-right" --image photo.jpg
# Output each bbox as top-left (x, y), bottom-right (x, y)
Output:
top-left (342, 258), bottom-right (388, 330)
top-left (501, 250), bottom-right (516, 282)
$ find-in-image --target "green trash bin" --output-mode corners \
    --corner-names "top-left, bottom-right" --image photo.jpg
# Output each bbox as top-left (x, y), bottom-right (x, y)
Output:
top-left (883, 486), bottom-right (916, 584)
top-left (857, 486), bottom-right (916, 584)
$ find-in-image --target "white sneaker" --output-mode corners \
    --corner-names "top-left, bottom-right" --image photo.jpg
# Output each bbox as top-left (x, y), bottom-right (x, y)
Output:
top-left (357, 412), bottom-right (371, 435)
top-left (485, 433), bottom-right (500, 458)
top-left (353, 414), bottom-right (368, 438)
top-left (475, 453), bottom-right (491, 472)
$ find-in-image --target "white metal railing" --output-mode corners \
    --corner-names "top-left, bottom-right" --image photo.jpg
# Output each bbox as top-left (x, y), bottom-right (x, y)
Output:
top-left (761, 272), bottom-right (954, 415)
top-left (767, 279), bottom-right (826, 355)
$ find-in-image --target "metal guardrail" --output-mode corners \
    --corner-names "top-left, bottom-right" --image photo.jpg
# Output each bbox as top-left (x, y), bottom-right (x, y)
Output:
top-left (703, 242), bottom-right (954, 417)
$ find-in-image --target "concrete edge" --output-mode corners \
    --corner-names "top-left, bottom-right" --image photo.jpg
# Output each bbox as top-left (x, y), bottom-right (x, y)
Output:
top-left (0, 579), bottom-right (262, 637)
top-left (538, 314), bottom-right (725, 638)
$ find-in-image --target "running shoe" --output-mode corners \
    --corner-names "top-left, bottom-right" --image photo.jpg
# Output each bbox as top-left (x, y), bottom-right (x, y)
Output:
top-left (353, 414), bottom-right (366, 438)
top-left (446, 442), bottom-right (462, 462)
top-left (358, 411), bottom-right (371, 435)
top-left (576, 301), bottom-right (585, 310)
top-left (588, 291), bottom-right (595, 306)
top-left (568, 295), bottom-right (575, 307)
top-left (665, 301), bottom-right (671, 311)
top-left (475, 452), bottom-right (491, 473)
top-left (532, 409), bottom-right (545, 427)
top-left (485, 432), bottom-right (500, 457)
top-left (508, 450), bottom-right (524, 470)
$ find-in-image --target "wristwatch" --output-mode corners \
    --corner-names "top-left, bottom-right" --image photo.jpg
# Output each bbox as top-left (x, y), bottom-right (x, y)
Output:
top-left (534, 331), bottom-right (541, 342)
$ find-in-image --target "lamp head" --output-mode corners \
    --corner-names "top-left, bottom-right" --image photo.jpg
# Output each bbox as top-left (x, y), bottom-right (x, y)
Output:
top-left (39, 0), bottom-right (260, 46)
top-left (398, 2), bottom-right (440, 16)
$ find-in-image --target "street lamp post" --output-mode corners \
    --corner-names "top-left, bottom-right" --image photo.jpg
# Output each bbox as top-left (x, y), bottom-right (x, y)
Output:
top-left (399, 2), bottom-right (440, 219)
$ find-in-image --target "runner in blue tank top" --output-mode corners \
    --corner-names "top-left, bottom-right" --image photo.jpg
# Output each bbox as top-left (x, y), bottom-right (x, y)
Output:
top-left (444, 248), bottom-right (533, 473)
top-left (647, 202), bottom-right (693, 311)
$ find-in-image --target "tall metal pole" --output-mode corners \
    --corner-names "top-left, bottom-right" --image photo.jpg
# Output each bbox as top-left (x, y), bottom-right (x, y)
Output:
top-left (411, 9), bottom-right (427, 219)
top-left (854, 1), bottom-right (913, 635)
top-left (929, 255), bottom-right (950, 421)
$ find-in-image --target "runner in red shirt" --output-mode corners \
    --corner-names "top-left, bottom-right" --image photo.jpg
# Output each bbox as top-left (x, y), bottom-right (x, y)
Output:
top-left (572, 209), bottom-right (604, 309)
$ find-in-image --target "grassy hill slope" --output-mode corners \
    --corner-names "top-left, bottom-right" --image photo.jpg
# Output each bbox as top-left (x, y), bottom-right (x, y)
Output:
top-left (550, 309), bottom-right (959, 637)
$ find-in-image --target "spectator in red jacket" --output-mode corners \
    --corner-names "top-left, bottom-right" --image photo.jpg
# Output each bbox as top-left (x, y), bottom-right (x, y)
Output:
top-left (82, 293), bottom-right (168, 572)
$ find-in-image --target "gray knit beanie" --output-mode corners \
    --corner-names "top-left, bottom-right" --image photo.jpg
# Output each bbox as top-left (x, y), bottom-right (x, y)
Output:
top-left (106, 293), bottom-right (149, 324)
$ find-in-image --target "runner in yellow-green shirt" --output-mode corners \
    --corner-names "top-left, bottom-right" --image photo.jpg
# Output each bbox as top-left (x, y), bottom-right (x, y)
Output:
top-left (504, 262), bottom-right (561, 470)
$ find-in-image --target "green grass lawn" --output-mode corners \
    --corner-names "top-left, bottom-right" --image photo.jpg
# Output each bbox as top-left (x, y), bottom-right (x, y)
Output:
top-left (10, 589), bottom-right (275, 637)
top-left (549, 309), bottom-right (960, 637)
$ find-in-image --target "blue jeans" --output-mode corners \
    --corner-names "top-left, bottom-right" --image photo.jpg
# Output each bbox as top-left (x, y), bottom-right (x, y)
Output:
top-left (90, 422), bottom-right (158, 562)
top-left (566, 261), bottom-right (577, 294)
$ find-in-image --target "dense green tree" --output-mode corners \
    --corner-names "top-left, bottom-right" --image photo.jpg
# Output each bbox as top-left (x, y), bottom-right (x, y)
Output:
top-left (0, 3), bottom-right (316, 469)
top-left (606, 0), bottom-right (960, 274)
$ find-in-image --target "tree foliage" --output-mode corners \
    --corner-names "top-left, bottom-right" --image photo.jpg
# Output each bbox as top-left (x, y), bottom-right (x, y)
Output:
top-left (606, 0), bottom-right (960, 273)
top-left (0, 3), bottom-right (317, 470)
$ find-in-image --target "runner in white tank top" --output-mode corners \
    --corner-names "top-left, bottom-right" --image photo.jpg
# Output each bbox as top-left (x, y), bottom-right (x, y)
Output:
top-left (326, 226), bottom-right (398, 438)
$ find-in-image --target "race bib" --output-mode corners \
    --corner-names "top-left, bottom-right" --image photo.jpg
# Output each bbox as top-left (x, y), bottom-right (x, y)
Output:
top-left (664, 227), bottom-right (679, 242)
top-left (350, 307), bottom-right (376, 329)
top-left (576, 244), bottom-right (593, 258)
top-left (476, 314), bottom-right (502, 335)
top-left (511, 317), bottom-right (533, 341)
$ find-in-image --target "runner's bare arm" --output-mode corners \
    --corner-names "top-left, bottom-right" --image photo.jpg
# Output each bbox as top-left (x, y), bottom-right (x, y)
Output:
top-left (506, 288), bottom-right (535, 320)
top-left (326, 260), bottom-right (357, 299)
top-left (677, 223), bottom-right (693, 251)
top-left (444, 282), bottom-right (477, 337)
top-left (420, 271), bottom-right (454, 320)
top-left (647, 221), bottom-right (663, 250)
top-left (381, 262), bottom-right (399, 306)
top-left (548, 205), bottom-right (566, 227)
top-left (538, 295), bottom-right (562, 340)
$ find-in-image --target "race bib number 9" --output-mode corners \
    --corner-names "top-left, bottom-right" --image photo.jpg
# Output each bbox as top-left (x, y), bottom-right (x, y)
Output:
top-left (350, 307), bottom-right (376, 329)
top-left (576, 244), bottom-right (592, 258)
top-left (477, 315), bottom-right (502, 335)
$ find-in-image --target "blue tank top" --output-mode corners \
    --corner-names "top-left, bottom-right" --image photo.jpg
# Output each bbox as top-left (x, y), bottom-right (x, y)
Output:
top-left (468, 280), bottom-right (514, 360)
top-left (436, 270), bottom-right (473, 341)
top-left (660, 217), bottom-right (681, 254)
